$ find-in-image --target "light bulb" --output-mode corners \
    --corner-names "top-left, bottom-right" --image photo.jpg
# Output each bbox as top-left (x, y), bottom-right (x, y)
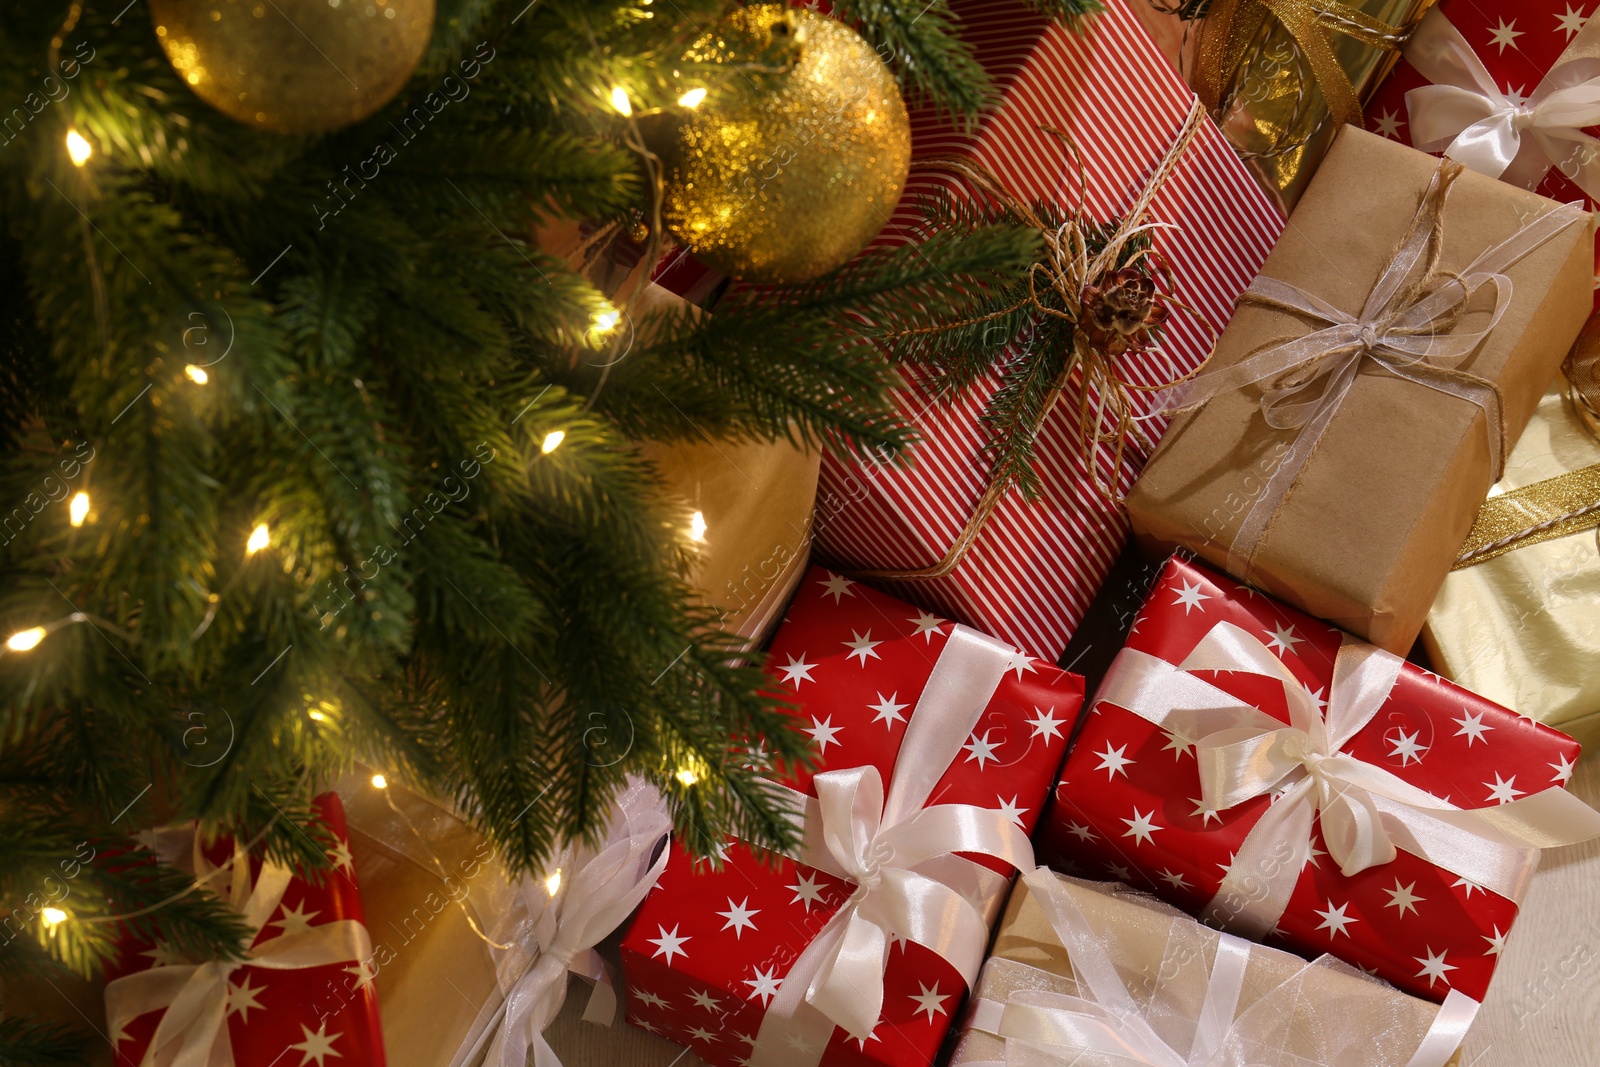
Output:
top-left (6, 628), bottom-right (46, 652)
top-left (593, 308), bottom-right (620, 332)
top-left (688, 511), bottom-right (707, 542)
top-left (246, 524), bottom-right (270, 554)
top-left (41, 907), bottom-right (67, 926)
top-left (541, 430), bottom-right (565, 454)
top-left (545, 869), bottom-right (562, 896)
top-left (69, 492), bottom-right (89, 527)
top-left (677, 88), bottom-right (707, 108)
top-left (675, 766), bottom-right (699, 787)
top-left (370, 773), bottom-right (388, 789)
top-left (610, 86), bottom-right (632, 116)
top-left (308, 709), bottom-right (328, 723)
top-left (185, 365), bottom-right (209, 385)
top-left (65, 130), bottom-right (91, 166)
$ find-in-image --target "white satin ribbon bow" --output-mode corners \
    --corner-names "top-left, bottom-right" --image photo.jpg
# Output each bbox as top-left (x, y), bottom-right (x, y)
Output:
top-left (1405, 7), bottom-right (1600, 199)
top-left (749, 625), bottom-right (1037, 1067)
top-left (461, 777), bottom-right (671, 1067)
top-left (104, 835), bottom-right (372, 1067)
top-left (963, 869), bottom-right (1480, 1067)
top-left (1094, 621), bottom-right (1600, 938)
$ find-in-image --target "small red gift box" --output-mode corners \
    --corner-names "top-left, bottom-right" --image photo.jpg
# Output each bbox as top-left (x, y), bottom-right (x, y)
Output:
top-left (619, 566), bottom-right (1085, 1066)
top-left (811, 0), bottom-right (1286, 661)
top-left (105, 793), bottom-right (385, 1067)
top-left (1040, 556), bottom-right (1600, 1004)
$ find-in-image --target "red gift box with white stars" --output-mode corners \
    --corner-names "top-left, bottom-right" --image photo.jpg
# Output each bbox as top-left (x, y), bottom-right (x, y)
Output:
top-left (1041, 556), bottom-right (1592, 1005)
top-left (619, 566), bottom-right (1085, 1067)
top-left (103, 793), bottom-right (386, 1067)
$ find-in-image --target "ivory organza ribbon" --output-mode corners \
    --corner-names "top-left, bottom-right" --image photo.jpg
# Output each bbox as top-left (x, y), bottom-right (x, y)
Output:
top-left (1093, 620), bottom-right (1600, 937)
top-left (455, 777), bottom-right (671, 1067)
top-left (1149, 157), bottom-right (1587, 577)
top-left (1406, 7), bottom-right (1600, 199)
top-left (104, 832), bottom-right (372, 1067)
top-left (747, 625), bottom-right (1036, 1067)
top-left (961, 868), bottom-right (1479, 1067)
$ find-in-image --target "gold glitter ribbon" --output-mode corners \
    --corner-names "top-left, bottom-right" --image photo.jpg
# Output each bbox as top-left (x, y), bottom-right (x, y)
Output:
top-left (1454, 317), bottom-right (1600, 568)
top-left (848, 99), bottom-right (1211, 583)
top-left (1193, 0), bottom-right (1413, 129)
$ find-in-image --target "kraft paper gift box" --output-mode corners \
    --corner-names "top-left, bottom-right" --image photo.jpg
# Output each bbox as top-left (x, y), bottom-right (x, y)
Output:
top-left (1425, 374), bottom-right (1600, 752)
top-left (1126, 126), bottom-right (1594, 653)
top-left (949, 869), bottom-right (1468, 1067)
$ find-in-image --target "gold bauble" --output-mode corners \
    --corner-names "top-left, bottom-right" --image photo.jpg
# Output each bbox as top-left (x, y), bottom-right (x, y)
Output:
top-left (662, 6), bottom-right (912, 283)
top-left (148, 0), bottom-right (435, 134)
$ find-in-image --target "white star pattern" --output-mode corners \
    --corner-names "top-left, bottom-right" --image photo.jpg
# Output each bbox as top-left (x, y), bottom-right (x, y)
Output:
top-left (635, 989), bottom-right (670, 1009)
top-left (1162, 728), bottom-right (1196, 759)
top-left (1171, 580), bottom-right (1211, 614)
top-left (1484, 925), bottom-right (1508, 956)
top-left (1189, 798), bottom-right (1222, 826)
top-left (1454, 710), bottom-right (1493, 745)
top-left (633, 1018), bottom-right (659, 1034)
top-left (1028, 706), bottom-right (1066, 743)
top-left (1158, 868), bottom-right (1191, 890)
top-left (789, 871), bottom-right (828, 911)
top-left (805, 714), bottom-right (843, 754)
top-left (1556, 3), bottom-right (1588, 38)
top-left (851, 1026), bottom-right (882, 1051)
top-left (843, 629), bottom-right (882, 666)
top-left (1389, 728), bottom-right (1427, 766)
top-left (1303, 841), bottom-right (1327, 870)
top-left (1414, 947), bottom-right (1457, 987)
top-left (718, 897), bottom-right (760, 939)
top-left (1551, 753), bottom-right (1576, 785)
top-left (1489, 17), bottom-right (1523, 52)
top-left (687, 1025), bottom-right (719, 1044)
top-left (1315, 900), bottom-right (1359, 938)
top-left (868, 692), bottom-right (908, 729)
top-left (1066, 821), bottom-right (1098, 842)
top-left (995, 795), bottom-right (1028, 828)
top-left (226, 976), bottom-right (266, 1022)
top-left (288, 1023), bottom-right (343, 1067)
top-left (777, 654), bottom-right (816, 689)
top-left (343, 958), bottom-right (377, 992)
top-left (1384, 880), bottom-right (1426, 918)
top-left (1095, 742), bottom-right (1134, 778)
top-left (743, 966), bottom-right (783, 1005)
top-left (1453, 877), bottom-right (1484, 898)
top-left (1106, 862), bottom-right (1133, 881)
top-left (907, 611), bottom-right (945, 641)
top-left (688, 989), bottom-right (721, 1011)
top-left (1006, 651), bottom-right (1038, 681)
top-left (1303, 685), bottom-right (1329, 715)
top-left (1485, 772), bottom-right (1525, 804)
top-left (1373, 107), bottom-right (1404, 138)
top-left (908, 982), bottom-right (950, 1020)
top-left (327, 840), bottom-right (354, 873)
top-left (140, 941), bottom-right (185, 968)
top-left (1265, 622), bottom-right (1304, 656)
top-left (271, 901), bottom-right (321, 937)
top-left (817, 571), bottom-right (855, 603)
top-left (963, 729), bottom-right (1002, 770)
top-left (647, 924), bottom-right (690, 965)
top-left (1503, 83), bottom-right (1529, 107)
top-left (1122, 808), bottom-right (1161, 847)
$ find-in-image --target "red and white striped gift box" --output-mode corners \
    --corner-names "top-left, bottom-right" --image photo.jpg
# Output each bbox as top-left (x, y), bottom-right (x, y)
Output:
top-left (812, 0), bottom-right (1287, 661)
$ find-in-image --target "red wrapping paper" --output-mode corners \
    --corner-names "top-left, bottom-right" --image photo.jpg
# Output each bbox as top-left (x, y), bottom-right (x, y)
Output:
top-left (812, 0), bottom-right (1286, 661)
top-left (1040, 556), bottom-right (1586, 1004)
top-left (1364, 0), bottom-right (1600, 299)
top-left (106, 793), bottom-right (386, 1067)
top-left (619, 566), bottom-right (1085, 1066)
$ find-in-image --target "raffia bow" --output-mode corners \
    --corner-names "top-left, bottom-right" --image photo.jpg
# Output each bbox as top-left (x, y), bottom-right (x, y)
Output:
top-left (748, 625), bottom-right (1036, 1066)
top-left (1192, 0), bottom-right (1419, 130)
top-left (853, 101), bottom-right (1214, 583)
top-left (1094, 619), bottom-right (1600, 939)
top-left (1150, 156), bottom-right (1587, 577)
top-left (104, 832), bottom-right (371, 1067)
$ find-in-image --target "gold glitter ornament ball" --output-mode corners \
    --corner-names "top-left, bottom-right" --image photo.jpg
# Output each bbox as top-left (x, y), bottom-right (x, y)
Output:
top-left (148, 0), bottom-right (435, 134)
top-left (663, 6), bottom-right (912, 283)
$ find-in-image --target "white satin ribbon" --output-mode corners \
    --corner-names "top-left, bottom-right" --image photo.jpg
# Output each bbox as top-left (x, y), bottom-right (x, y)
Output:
top-left (749, 625), bottom-right (1037, 1066)
top-left (104, 834), bottom-right (372, 1067)
top-left (964, 869), bottom-right (1478, 1067)
top-left (461, 777), bottom-right (670, 1067)
top-left (1405, 7), bottom-right (1600, 200)
top-left (1149, 159), bottom-right (1586, 575)
top-left (1093, 621), bottom-right (1600, 937)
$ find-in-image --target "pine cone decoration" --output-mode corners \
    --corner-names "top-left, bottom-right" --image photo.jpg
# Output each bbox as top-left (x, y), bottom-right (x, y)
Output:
top-left (1079, 267), bottom-right (1170, 355)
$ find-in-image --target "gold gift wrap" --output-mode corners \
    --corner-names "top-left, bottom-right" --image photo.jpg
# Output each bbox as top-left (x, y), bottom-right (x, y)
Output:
top-left (1127, 128), bottom-right (1594, 653)
top-left (951, 872), bottom-right (1460, 1066)
top-left (1426, 379), bottom-right (1600, 751)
